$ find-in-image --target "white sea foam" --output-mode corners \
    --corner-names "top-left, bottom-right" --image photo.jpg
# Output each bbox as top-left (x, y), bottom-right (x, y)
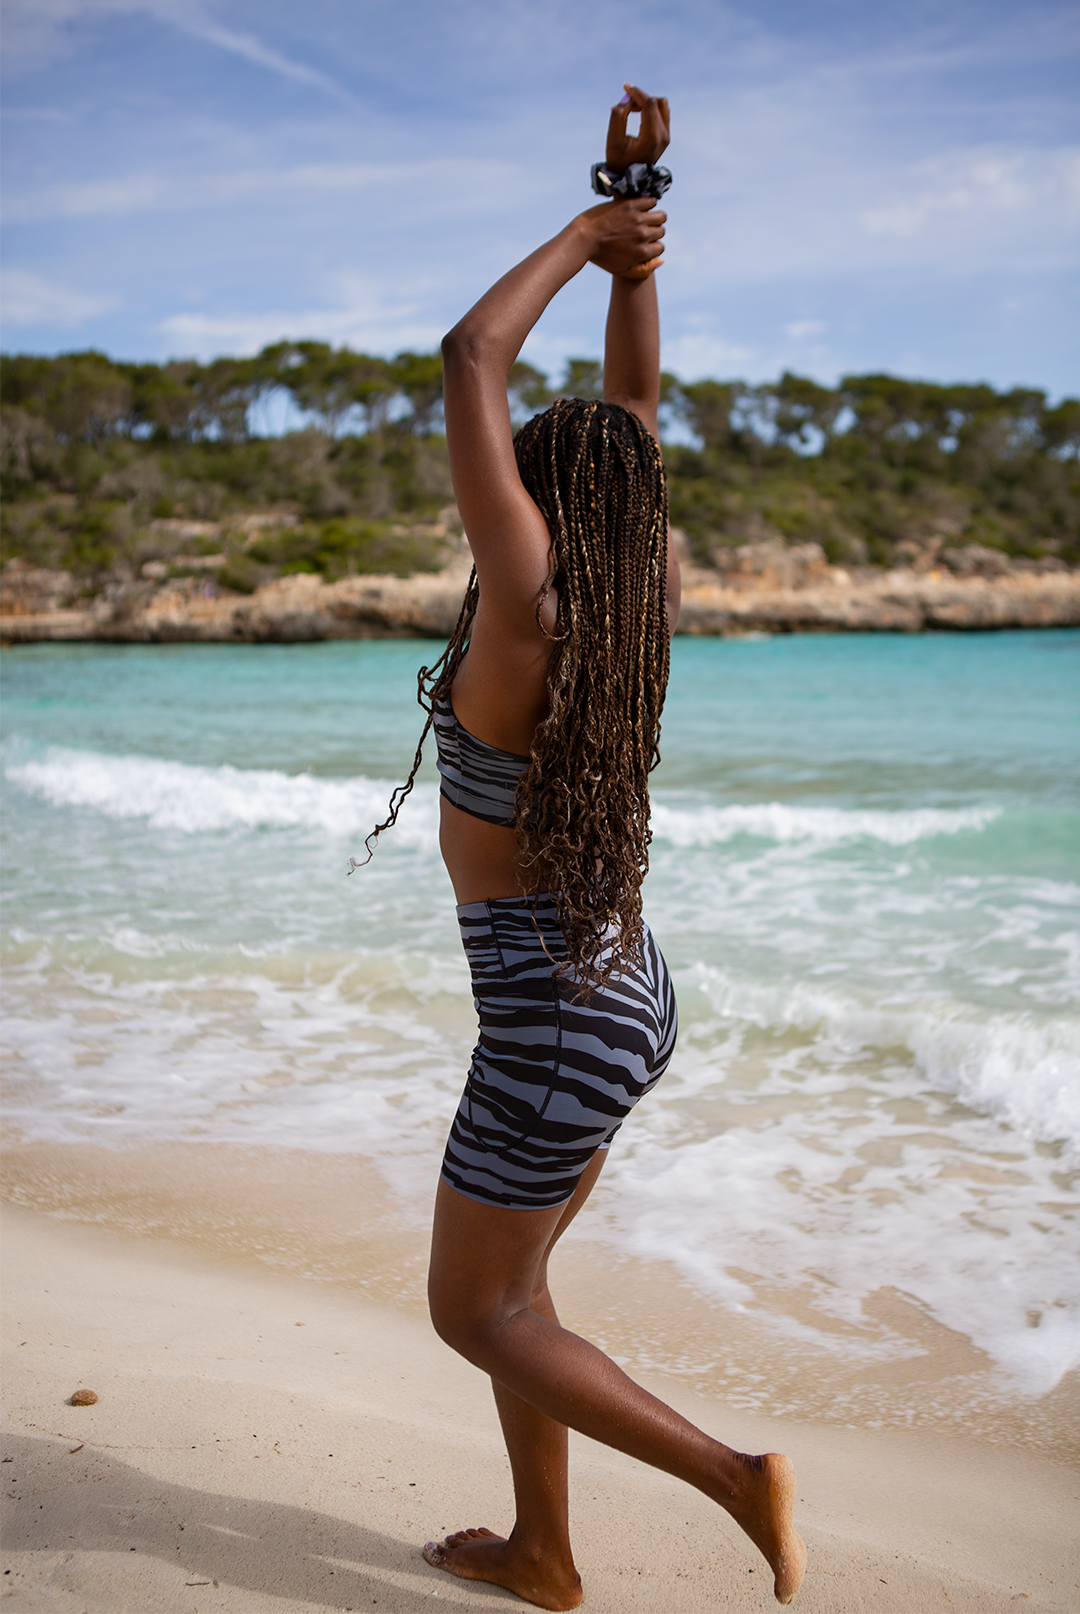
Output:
top-left (4, 728), bottom-right (1079, 1400)
top-left (651, 798), bottom-right (1001, 847)
top-left (589, 965), bottom-right (1080, 1395)
top-left (686, 964), bottom-right (1080, 1151)
top-left (1, 939), bottom-right (472, 1194)
top-left (5, 933), bottom-right (1078, 1395)
top-left (4, 743), bottom-right (439, 846)
top-left (6, 742), bottom-right (1001, 850)
top-left (601, 1117), bottom-right (1080, 1397)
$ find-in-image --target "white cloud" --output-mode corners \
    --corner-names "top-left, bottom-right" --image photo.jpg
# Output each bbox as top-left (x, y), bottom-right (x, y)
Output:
top-left (667, 92), bottom-right (1080, 286)
top-left (3, 157), bottom-right (518, 223)
top-left (157, 271), bottom-right (445, 359)
top-left (861, 146), bottom-right (1080, 248)
top-left (660, 330), bottom-right (757, 381)
top-left (0, 268), bottom-right (119, 327)
top-left (784, 319), bottom-right (826, 340)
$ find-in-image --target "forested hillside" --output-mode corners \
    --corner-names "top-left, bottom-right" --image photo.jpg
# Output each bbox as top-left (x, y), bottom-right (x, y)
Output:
top-left (2, 342), bottom-right (1077, 593)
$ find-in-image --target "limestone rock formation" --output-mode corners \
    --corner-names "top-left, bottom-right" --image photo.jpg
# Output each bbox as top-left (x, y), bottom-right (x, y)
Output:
top-left (3, 549), bottom-right (1078, 643)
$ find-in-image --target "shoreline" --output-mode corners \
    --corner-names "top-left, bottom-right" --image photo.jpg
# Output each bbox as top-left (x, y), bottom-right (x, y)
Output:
top-left (3, 1139), bottom-right (1077, 1467)
top-left (3, 1197), bottom-right (1078, 1613)
top-left (3, 561), bottom-right (1080, 643)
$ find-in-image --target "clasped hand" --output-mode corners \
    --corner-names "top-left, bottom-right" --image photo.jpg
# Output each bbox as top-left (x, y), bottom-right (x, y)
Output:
top-left (584, 197), bottom-right (665, 281)
top-left (606, 82), bottom-right (670, 171)
top-left (583, 84), bottom-right (669, 280)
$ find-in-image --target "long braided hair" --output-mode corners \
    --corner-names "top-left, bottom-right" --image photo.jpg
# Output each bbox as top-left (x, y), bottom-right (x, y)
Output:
top-left (358, 397), bottom-right (671, 988)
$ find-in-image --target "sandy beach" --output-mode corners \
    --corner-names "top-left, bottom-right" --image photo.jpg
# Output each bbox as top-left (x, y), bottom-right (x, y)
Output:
top-left (4, 633), bottom-right (1078, 1611)
top-left (3, 1145), bottom-right (1078, 1614)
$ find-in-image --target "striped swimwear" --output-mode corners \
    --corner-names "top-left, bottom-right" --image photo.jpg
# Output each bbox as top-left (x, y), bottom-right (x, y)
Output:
top-left (433, 689), bottom-right (534, 825)
top-left (434, 689), bottom-right (678, 1210)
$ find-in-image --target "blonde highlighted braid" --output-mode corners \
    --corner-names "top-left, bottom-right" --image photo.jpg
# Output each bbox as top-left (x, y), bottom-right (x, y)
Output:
top-left (361, 397), bottom-right (671, 989)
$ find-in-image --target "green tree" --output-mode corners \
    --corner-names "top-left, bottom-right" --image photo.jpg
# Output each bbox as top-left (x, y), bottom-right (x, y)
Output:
top-left (130, 360), bottom-right (201, 441)
top-left (257, 342), bottom-right (355, 436)
top-left (195, 357), bottom-right (263, 443)
top-left (560, 358), bottom-right (604, 399)
top-left (675, 379), bottom-right (737, 450)
top-left (392, 351), bottom-right (444, 433)
top-left (1043, 398), bottom-right (1080, 459)
top-left (507, 361), bottom-right (551, 424)
top-left (1, 350), bottom-right (133, 444)
top-left (349, 354), bottom-right (396, 437)
top-left (773, 372), bottom-right (841, 448)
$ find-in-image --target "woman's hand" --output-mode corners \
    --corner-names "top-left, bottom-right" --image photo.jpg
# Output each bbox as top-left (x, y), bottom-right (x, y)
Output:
top-left (581, 197), bottom-right (665, 280)
top-left (606, 83), bottom-right (670, 172)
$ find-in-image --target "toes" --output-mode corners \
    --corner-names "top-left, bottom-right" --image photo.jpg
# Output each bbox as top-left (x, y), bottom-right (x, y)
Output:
top-left (427, 1524), bottom-right (506, 1562)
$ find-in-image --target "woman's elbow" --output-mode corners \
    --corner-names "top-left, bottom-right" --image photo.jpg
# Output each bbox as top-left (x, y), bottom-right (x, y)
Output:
top-left (442, 321), bottom-right (491, 371)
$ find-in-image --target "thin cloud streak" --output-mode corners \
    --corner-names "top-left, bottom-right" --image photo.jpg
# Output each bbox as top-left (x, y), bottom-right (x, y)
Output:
top-left (1, 268), bottom-right (120, 326)
top-left (158, 270), bottom-right (445, 360)
top-left (2, 0), bottom-right (353, 99)
top-left (3, 158), bottom-right (519, 223)
top-left (162, 8), bottom-right (354, 102)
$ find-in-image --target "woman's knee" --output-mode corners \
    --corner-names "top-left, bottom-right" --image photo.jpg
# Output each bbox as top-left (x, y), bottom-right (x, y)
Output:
top-left (427, 1178), bottom-right (561, 1355)
top-left (428, 1270), bottom-right (496, 1357)
top-left (428, 1264), bottom-right (538, 1363)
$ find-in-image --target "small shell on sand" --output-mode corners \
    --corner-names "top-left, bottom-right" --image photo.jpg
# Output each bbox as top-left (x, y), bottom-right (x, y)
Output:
top-left (69, 1389), bottom-right (98, 1406)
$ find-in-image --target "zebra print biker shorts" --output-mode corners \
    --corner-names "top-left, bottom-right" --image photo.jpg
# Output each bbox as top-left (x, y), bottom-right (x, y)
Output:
top-left (441, 894), bottom-right (678, 1210)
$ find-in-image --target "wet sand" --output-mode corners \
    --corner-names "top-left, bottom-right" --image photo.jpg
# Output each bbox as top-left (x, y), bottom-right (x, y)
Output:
top-left (3, 1140), bottom-right (1078, 1461)
top-left (2, 1143), bottom-right (1079, 1612)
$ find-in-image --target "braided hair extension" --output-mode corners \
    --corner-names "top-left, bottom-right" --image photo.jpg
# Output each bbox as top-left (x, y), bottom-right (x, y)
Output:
top-left (348, 564), bottom-right (479, 868)
top-left (512, 398), bottom-right (670, 984)
top-left (357, 397), bottom-right (670, 990)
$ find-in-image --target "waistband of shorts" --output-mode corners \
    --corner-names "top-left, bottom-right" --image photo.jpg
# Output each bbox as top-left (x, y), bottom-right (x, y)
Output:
top-left (455, 891), bottom-right (561, 921)
top-left (455, 893), bottom-right (645, 989)
top-left (456, 892), bottom-right (568, 979)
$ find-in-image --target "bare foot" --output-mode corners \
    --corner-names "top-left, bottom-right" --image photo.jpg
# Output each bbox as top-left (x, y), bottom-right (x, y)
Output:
top-left (724, 1452), bottom-right (807, 1604)
top-left (422, 1527), bottom-right (583, 1611)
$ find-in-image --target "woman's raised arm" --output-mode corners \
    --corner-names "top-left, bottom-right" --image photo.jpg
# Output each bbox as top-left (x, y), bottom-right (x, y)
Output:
top-left (441, 200), bottom-right (665, 624)
top-left (601, 266), bottom-right (681, 628)
top-left (597, 79), bottom-right (680, 626)
top-left (598, 84), bottom-right (669, 439)
top-left (602, 272), bottom-right (661, 440)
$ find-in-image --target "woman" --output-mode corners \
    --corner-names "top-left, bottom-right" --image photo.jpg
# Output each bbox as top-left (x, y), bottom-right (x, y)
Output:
top-left (370, 86), bottom-right (805, 1609)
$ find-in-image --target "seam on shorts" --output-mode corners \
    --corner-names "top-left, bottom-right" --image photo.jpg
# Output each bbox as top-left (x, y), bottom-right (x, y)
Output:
top-left (501, 976), bottom-right (562, 1154)
top-left (485, 899), bottom-right (509, 977)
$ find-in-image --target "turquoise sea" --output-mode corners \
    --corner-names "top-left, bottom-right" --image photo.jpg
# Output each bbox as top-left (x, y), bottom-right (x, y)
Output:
top-left (3, 631), bottom-right (1079, 1405)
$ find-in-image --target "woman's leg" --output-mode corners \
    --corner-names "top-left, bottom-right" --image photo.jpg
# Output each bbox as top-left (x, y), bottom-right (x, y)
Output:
top-left (425, 1158), bottom-right (806, 1608)
top-left (423, 1149), bottom-right (607, 1611)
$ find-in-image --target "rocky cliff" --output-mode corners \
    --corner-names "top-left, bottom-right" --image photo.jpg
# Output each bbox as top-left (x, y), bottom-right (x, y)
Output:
top-left (3, 539), bottom-right (1078, 644)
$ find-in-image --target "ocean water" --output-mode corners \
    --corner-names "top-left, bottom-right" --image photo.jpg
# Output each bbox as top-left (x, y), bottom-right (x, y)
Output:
top-left (3, 632), bottom-right (1079, 1403)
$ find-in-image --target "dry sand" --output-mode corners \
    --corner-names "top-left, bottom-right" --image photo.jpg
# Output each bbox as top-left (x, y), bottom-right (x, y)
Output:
top-left (3, 1193), bottom-right (1078, 1614)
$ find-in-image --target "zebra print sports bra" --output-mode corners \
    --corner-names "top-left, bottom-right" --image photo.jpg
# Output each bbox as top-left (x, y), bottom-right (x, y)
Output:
top-left (433, 692), bottom-right (532, 826)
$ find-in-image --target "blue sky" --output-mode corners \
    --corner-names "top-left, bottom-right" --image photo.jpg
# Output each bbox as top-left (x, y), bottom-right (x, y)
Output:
top-left (2, 0), bottom-right (1078, 395)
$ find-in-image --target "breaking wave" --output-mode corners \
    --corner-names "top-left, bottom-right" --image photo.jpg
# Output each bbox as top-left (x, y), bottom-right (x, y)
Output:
top-left (6, 742), bottom-right (1001, 849)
